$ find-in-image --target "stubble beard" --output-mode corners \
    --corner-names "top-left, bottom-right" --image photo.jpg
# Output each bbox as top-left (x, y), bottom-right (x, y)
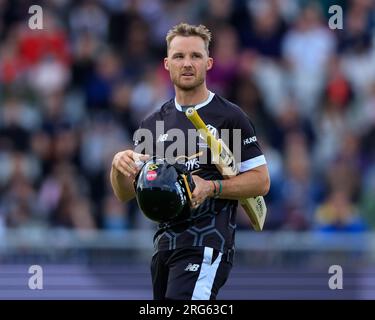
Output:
top-left (172, 73), bottom-right (205, 91)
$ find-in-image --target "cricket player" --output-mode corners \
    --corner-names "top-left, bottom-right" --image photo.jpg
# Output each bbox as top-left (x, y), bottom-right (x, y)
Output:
top-left (110, 23), bottom-right (270, 300)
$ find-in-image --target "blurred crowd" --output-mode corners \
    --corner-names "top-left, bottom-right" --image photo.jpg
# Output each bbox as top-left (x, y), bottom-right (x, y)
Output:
top-left (0, 0), bottom-right (374, 234)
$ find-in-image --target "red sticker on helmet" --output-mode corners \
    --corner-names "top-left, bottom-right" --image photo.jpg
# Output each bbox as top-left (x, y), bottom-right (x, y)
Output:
top-left (146, 171), bottom-right (157, 181)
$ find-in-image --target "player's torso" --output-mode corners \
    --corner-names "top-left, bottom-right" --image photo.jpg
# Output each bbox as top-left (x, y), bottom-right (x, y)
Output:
top-left (148, 101), bottom-right (229, 180)
top-left (136, 97), bottom-right (239, 253)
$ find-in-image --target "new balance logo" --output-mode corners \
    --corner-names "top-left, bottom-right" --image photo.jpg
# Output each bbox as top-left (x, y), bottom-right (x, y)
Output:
top-left (185, 263), bottom-right (200, 272)
top-left (157, 133), bottom-right (168, 142)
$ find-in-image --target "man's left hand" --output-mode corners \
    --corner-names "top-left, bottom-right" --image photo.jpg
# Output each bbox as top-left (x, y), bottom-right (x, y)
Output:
top-left (190, 175), bottom-right (214, 209)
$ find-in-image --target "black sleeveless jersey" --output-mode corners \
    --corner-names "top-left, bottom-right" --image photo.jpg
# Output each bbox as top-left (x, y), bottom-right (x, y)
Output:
top-left (133, 92), bottom-right (266, 254)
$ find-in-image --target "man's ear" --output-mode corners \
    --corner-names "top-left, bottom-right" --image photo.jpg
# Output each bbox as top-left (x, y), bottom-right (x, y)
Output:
top-left (164, 58), bottom-right (169, 71)
top-left (207, 57), bottom-right (213, 71)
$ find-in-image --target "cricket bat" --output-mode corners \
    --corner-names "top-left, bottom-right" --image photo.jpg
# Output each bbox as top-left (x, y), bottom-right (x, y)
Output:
top-left (185, 107), bottom-right (267, 231)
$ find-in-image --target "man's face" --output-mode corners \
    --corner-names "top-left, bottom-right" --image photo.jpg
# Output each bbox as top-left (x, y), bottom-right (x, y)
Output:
top-left (164, 36), bottom-right (213, 91)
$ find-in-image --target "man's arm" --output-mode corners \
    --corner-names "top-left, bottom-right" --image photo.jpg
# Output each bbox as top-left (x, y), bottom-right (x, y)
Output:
top-left (219, 164), bottom-right (270, 199)
top-left (190, 164), bottom-right (270, 206)
top-left (110, 150), bottom-right (150, 202)
top-left (110, 166), bottom-right (136, 202)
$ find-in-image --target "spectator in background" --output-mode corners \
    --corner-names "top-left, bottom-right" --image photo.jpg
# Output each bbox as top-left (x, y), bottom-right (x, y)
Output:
top-left (207, 24), bottom-right (239, 95)
top-left (129, 66), bottom-right (171, 122)
top-left (360, 162), bottom-right (375, 229)
top-left (340, 3), bottom-right (375, 97)
top-left (312, 63), bottom-right (355, 172)
top-left (282, 2), bottom-right (336, 116)
top-left (55, 196), bottom-right (96, 230)
top-left (69, 0), bottom-right (108, 42)
top-left (101, 194), bottom-right (130, 231)
top-left (0, 96), bottom-right (40, 152)
top-left (1, 175), bottom-right (39, 228)
top-left (315, 189), bottom-right (367, 232)
top-left (0, 150), bottom-right (41, 190)
top-left (280, 131), bottom-right (322, 230)
top-left (84, 48), bottom-right (123, 110)
top-left (70, 31), bottom-right (98, 89)
top-left (262, 97), bottom-right (316, 152)
top-left (239, 0), bottom-right (289, 117)
top-left (110, 81), bottom-right (138, 137)
top-left (243, 0), bottom-right (287, 59)
top-left (0, 152), bottom-right (43, 229)
top-left (0, 33), bottom-right (24, 84)
top-left (38, 162), bottom-right (95, 229)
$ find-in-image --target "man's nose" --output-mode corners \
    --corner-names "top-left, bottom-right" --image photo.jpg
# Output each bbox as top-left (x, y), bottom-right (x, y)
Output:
top-left (182, 58), bottom-right (193, 67)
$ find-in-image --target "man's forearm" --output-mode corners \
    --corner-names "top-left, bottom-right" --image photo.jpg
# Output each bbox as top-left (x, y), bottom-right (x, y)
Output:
top-left (110, 166), bottom-right (136, 202)
top-left (218, 165), bottom-right (270, 199)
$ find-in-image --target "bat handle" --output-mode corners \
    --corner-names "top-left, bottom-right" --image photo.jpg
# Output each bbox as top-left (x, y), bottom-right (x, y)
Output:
top-left (186, 108), bottom-right (195, 117)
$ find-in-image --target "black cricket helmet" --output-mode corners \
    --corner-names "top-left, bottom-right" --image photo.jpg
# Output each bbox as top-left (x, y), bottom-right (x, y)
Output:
top-left (134, 158), bottom-right (195, 223)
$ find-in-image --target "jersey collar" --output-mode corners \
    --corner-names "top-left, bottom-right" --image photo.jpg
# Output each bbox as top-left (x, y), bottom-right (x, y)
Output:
top-left (174, 90), bottom-right (215, 112)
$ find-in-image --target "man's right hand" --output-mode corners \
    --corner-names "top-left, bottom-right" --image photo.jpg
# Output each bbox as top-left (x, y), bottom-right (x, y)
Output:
top-left (112, 150), bottom-right (150, 180)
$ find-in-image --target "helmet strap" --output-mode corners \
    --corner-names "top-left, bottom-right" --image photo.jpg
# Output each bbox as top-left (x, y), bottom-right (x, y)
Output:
top-left (181, 174), bottom-right (193, 203)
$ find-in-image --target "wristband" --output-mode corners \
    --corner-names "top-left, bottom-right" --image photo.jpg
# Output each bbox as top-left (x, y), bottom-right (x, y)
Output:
top-left (211, 180), bottom-right (217, 197)
top-left (214, 180), bottom-right (222, 199)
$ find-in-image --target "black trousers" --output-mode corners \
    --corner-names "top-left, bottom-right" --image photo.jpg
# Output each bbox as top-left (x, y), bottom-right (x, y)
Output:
top-left (151, 246), bottom-right (233, 300)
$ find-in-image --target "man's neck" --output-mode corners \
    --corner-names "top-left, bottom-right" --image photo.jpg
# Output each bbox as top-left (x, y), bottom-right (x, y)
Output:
top-left (175, 85), bottom-right (209, 107)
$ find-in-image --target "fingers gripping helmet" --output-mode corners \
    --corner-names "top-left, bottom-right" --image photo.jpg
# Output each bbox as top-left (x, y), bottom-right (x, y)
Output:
top-left (134, 158), bottom-right (195, 223)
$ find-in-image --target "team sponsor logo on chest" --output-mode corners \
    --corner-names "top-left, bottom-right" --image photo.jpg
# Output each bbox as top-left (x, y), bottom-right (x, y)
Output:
top-left (185, 157), bottom-right (200, 170)
top-left (175, 152), bottom-right (202, 172)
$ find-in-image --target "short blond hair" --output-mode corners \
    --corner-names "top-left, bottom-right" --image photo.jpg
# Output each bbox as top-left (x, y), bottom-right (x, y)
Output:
top-left (166, 23), bottom-right (212, 54)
